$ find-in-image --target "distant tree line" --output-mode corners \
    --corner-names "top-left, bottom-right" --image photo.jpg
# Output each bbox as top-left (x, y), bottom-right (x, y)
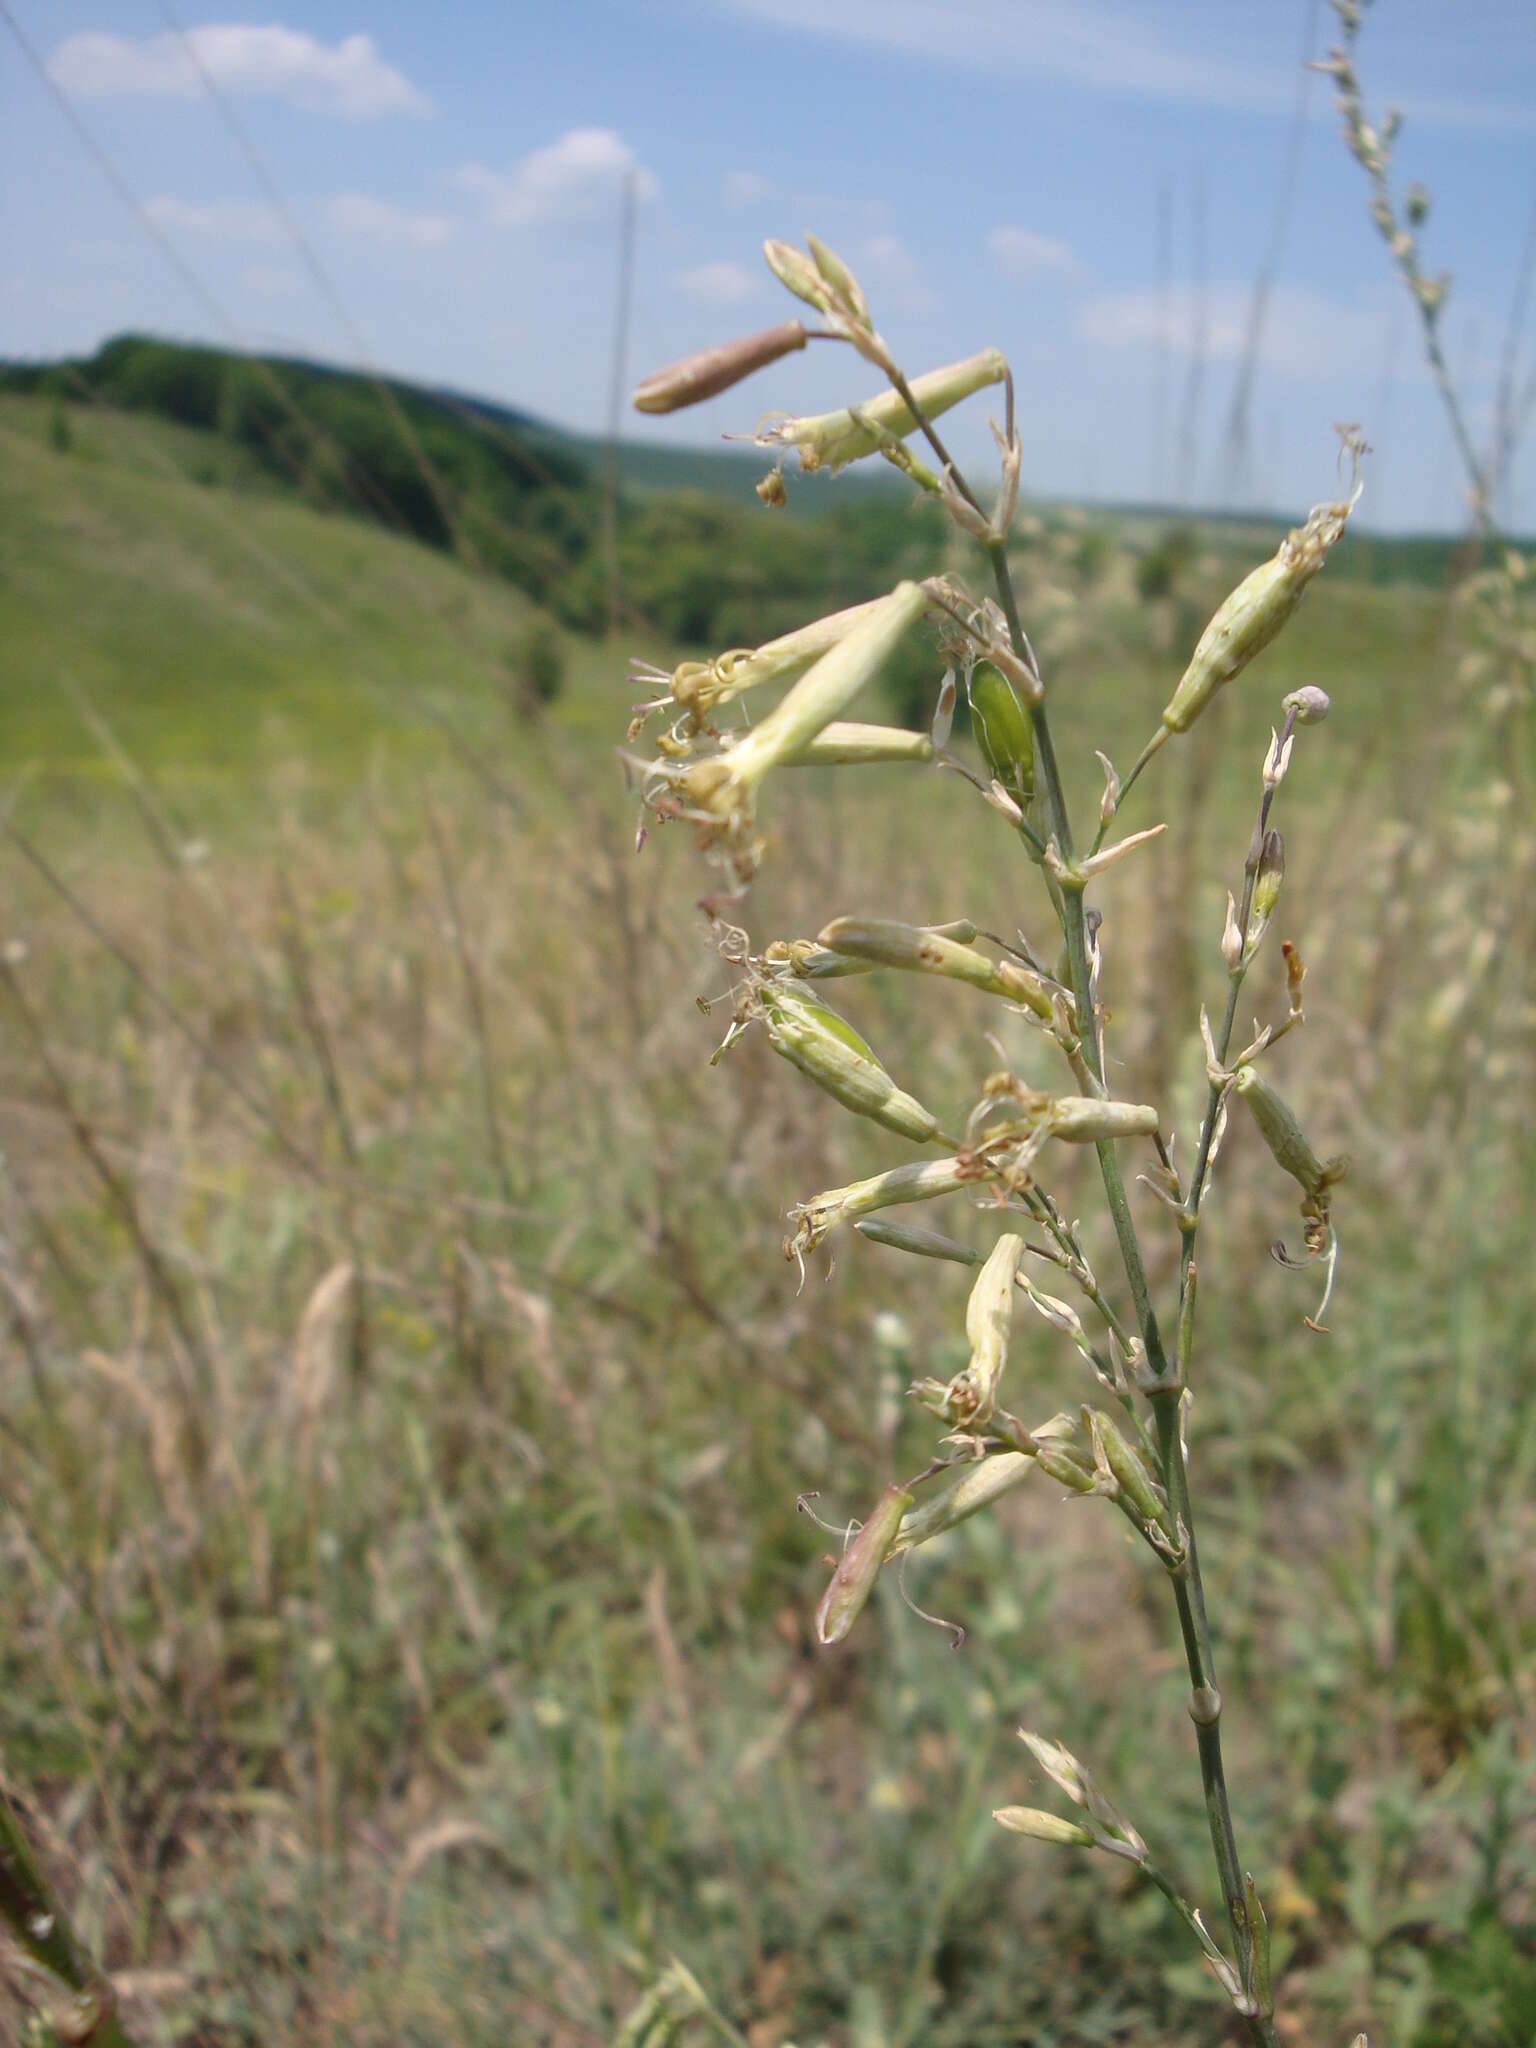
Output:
top-left (3, 336), bottom-right (1487, 656)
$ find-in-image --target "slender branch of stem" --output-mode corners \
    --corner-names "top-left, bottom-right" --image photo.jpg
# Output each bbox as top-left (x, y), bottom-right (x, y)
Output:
top-left (1179, 708), bottom-right (1297, 1295)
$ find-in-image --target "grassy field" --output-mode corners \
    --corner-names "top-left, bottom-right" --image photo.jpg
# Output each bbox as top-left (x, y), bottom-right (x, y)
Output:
top-left (0, 388), bottom-right (1532, 2047)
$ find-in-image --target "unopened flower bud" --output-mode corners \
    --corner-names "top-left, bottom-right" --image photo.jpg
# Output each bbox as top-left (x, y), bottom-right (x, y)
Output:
top-left (805, 233), bottom-right (870, 324)
top-left (1281, 685), bottom-right (1331, 724)
top-left (1221, 893), bottom-right (1244, 970)
top-left (1085, 1408), bottom-right (1175, 1540)
top-left (1160, 486), bottom-right (1359, 736)
top-left (855, 1217), bottom-right (982, 1265)
top-left (632, 319), bottom-right (809, 415)
top-left (758, 982), bottom-right (942, 1143)
top-left (1018, 1730), bottom-right (1148, 1858)
top-left (814, 1482), bottom-right (913, 1645)
top-left (1405, 182), bottom-right (1430, 226)
top-left (967, 659), bottom-right (1035, 809)
top-left (993, 1806), bottom-right (1095, 1848)
top-left (1033, 1441), bottom-right (1097, 1494)
top-left (757, 350), bottom-right (1006, 474)
top-left (764, 238), bottom-right (834, 313)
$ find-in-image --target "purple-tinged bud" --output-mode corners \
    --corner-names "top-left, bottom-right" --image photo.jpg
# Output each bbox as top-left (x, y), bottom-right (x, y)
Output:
top-left (632, 319), bottom-right (809, 415)
top-left (1281, 685), bottom-right (1331, 724)
top-left (813, 1483), bottom-right (913, 1645)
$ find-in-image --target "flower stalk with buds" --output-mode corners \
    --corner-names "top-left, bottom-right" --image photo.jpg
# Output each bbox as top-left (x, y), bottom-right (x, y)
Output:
top-left (621, 220), bottom-right (1369, 2047)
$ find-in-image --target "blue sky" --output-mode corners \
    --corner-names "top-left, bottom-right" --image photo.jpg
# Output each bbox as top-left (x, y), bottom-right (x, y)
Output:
top-left (4, 1), bottom-right (1534, 530)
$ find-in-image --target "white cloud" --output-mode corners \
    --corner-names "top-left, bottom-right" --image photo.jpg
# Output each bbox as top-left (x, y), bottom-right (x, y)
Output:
top-left (144, 195), bottom-right (282, 242)
top-left (723, 170), bottom-right (772, 209)
top-left (989, 224), bottom-right (1078, 282)
top-left (325, 194), bottom-right (459, 249)
top-left (677, 260), bottom-right (761, 306)
top-left (47, 25), bottom-right (431, 120)
top-left (453, 130), bottom-right (657, 230)
top-left (1075, 280), bottom-right (1390, 381)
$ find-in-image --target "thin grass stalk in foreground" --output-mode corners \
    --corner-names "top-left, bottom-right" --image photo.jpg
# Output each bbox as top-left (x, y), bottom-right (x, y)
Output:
top-left (0, 1777), bottom-right (136, 2045)
top-left (620, 231), bottom-right (1371, 2042)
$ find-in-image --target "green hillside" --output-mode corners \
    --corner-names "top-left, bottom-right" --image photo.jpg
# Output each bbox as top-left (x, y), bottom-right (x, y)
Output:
top-left (1, 345), bottom-right (1532, 2048)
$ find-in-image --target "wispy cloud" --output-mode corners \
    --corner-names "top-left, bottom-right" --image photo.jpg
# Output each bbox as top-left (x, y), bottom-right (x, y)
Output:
top-left (855, 232), bottom-right (932, 312)
top-left (713, 0), bottom-right (1536, 129)
top-left (454, 129), bottom-right (657, 230)
top-left (47, 24), bottom-right (432, 120)
top-left (325, 194), bottom-right (459, 249)
top-left (144, 194), bottom-right (282, 242)
top-left (723, 170), bottom-right (772, 209)
top-left (989, 225), bottom-right (1078, 282)
top-left (716, 0), bottom-right (1293, 114)
top-left (1075, 280), bottom-right (1392, 382)
top-left (677, 260), bottom-right (761, 306)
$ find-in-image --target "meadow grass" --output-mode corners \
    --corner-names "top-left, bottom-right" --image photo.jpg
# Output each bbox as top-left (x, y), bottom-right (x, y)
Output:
top-left (0, 392), bottom-right (1531, 2045)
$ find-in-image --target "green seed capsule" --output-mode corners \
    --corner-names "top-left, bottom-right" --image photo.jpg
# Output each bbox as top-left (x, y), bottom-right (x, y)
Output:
top-left (1232, 1065), bottom-right (1344, 1199)
top-left (758, 983), bottom-right (941, 1143)
top-left (1085, 1409), bottom-right (1175, 1539)
top-left (814, 1483), bottom-right (913, 1645)
top-left (967, 660), bottom-right (1035, 807)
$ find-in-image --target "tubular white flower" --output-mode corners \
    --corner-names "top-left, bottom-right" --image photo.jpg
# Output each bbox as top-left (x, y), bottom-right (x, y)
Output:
top-left (756, 351), bottom-right (1006, 473)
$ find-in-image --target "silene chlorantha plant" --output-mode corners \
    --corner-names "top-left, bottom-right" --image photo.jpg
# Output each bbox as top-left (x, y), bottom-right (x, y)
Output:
top-left (623, 234), bottom-right (1368, 2048)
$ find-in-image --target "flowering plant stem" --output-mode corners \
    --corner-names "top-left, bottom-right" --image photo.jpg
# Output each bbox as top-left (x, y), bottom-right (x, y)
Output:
top-left (989, 541), bottom-right (1274, 2048)
top-left (898, 379), bottom-right (1274, 2037)
top-left (624, 232), bottom-right (1356, 2039)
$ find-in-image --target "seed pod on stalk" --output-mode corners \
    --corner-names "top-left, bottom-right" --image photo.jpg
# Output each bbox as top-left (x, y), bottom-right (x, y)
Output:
top-left (1158, 478), bottom-right (1360, 739)
top-left (756, 981), bottom-right (944, 1144)
top-left (814, 1483), bottom-right (914, 1645)
top-left (967, 658), bottom-right (1035, 809)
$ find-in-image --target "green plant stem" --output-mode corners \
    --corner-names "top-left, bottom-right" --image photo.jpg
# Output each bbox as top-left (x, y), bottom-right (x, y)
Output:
top-left (0, 1778), bottom-right (135, 2044)
top-left (883, 361), bottom-right (1272, 2039)
top-left (983, 536), bottom-right (1275, 2046)
top-left (983, 541), bottom-right (1172, 1380)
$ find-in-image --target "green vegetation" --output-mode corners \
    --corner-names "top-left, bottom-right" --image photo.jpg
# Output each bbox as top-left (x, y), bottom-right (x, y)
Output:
top-left (0, 356), bottom-right (1531, 2047)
